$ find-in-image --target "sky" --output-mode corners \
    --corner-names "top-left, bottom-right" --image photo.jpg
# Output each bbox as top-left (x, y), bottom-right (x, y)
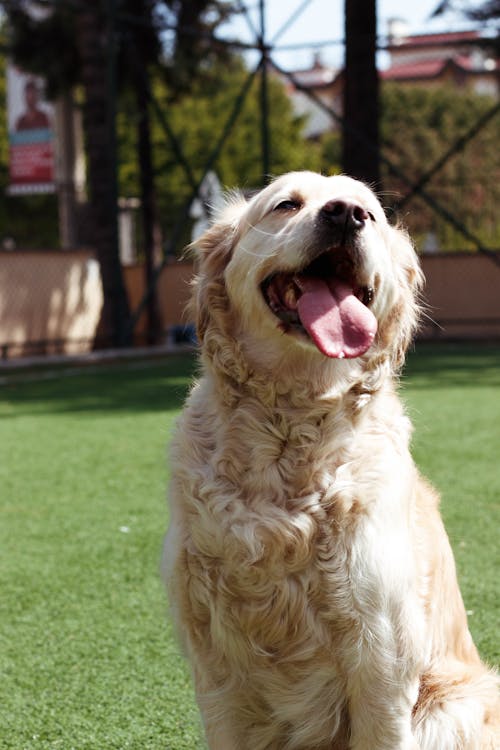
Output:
top-left (218, 0), bottom-right (483, 70)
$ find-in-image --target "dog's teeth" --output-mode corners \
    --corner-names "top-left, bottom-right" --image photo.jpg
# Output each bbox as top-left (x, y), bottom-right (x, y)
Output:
top-left (268, 289), bottom-right (281, 309)
top-left (284, 284), bottom-right (298, 310)
top-left (338, 351), bottom-right (345, 359)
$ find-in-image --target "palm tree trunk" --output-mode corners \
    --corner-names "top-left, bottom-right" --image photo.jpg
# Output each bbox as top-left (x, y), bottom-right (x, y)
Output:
top-left (77, 0), bottom-right (131, 347)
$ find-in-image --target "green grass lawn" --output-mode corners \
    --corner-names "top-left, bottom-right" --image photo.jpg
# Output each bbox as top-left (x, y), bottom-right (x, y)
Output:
top-left (0, 344), bottom-right (498, 749)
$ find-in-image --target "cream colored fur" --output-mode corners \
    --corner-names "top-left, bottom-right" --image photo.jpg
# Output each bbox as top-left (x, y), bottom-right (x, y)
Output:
top-left (163, 171), bottom-right (499, 749)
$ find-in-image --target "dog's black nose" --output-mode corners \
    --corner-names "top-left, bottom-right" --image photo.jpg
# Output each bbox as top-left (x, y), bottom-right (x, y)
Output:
top-left (320, 200), bottom-right (369, 230)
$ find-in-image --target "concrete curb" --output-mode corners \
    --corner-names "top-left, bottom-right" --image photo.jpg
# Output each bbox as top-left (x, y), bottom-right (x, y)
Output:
top-left (0, 344), bottom-right (196, 383)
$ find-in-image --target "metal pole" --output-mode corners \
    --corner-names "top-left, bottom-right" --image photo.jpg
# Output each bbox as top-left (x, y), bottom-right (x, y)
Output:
top-left (259, 0), bottom-right (270, 183)
top-left (343, 0), bottom-right (380, 186)
top-left (54, 93), bottom-right (78, 248)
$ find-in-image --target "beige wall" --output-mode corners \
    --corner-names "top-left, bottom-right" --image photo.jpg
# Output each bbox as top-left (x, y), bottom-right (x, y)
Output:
top-left (123, 261), bottom-right (194, 338)
top-left (1, 251), bottom-right (499, 357)
top-left (419, 253), bottom-right (500, 339)
top-left (0, 250), bottom-right (103, 356)
top-left (126, 253), bottom-right (500, 342)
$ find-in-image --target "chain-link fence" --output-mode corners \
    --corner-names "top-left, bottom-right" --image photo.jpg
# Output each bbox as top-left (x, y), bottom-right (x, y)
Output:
top-left (0, 0), bottom-right (499, 358)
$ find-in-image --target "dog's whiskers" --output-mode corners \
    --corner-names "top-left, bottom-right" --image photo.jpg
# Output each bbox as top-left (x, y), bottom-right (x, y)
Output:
top-left (242, 221), bottom-right (278, 239)
top-left (419, 308), bottom-right (444, 332)
top-left (235, 241), bottom-right (271, 260)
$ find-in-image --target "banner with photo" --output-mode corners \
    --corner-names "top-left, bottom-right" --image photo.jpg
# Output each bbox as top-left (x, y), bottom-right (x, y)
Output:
top-left (7, 64), bottom-right (56, 194)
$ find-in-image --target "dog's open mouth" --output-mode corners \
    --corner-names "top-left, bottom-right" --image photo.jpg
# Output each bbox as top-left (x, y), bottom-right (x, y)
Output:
top-left (261, 248), bottom-right (377, 359)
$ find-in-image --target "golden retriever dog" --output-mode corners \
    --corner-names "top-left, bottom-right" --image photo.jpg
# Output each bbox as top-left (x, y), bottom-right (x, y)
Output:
top-left (163, 171), bottom-right (499, 749)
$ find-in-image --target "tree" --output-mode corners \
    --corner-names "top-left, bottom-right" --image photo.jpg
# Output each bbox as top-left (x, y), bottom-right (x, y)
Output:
top-left (5, 1), bottom-right (132, 345)
top-left (115, 1), bottom-right (164, 343)
top-left (432, 0), bottom-right (500, 23)
top-left (342, 0), bottom-right (379, 185)
top-left (431, 2), bottom-right (500, 61)
top-left (77, 1), bottom-right (131, 346)
top-left (160, 0), bottom-right (236, 98)
top-left (116, 0), bottom-right (237, 341)
top-left (116, 58), bottom-right (322, 247)
top-left (3, 0), bottom-right (238, 345)
top-left (380, 84), bottom-right (500, 250)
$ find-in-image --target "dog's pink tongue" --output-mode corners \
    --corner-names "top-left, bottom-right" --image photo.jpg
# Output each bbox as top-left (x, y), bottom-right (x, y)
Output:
top-left (296, 277), bottom-right (377, 358)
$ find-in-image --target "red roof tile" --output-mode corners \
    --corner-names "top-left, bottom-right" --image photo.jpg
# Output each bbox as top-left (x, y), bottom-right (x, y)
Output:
top-left (389, 30), bottom-right (480, 47)
top-left (382, 59), bottom-right (445, 80)
top-left (382, 54), bottom-right (485, 81)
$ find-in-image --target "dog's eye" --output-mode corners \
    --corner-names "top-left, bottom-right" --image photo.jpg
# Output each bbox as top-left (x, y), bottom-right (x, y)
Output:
top-left (274, 199), bottom-right (302, 212)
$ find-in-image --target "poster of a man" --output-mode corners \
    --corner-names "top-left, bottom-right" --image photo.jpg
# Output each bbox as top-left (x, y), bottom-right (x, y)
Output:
top-left (7, 64), bottom-right (55, 193)
top-left (15, 78), bottom-right (51, 131)
top-left (7, 66), bottom-right (53, 133)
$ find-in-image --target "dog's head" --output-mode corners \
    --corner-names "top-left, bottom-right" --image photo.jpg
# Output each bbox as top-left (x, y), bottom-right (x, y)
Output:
top-left (190, 171), bottom-right (423, 393)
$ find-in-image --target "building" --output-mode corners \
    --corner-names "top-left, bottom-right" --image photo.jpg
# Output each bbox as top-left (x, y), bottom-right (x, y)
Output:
top-left (281, 26), bottom-right (499, 137)
top-left (281, 53), bottom-right (342, 138)
top-left (383, 23), bottom-right (498, 97)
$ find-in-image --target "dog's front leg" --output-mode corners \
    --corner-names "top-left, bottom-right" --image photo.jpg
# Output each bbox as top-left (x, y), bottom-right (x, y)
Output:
top-left (339, 491), bottom-right (424, 750)
top-left (346, 666), bottom-right (420, 750)
top-left (343, 620), bottom-right (422, 750)
top-left (204, 719), bottom-right (237, 750)
top-left (193, 668), bottom-right (240, 750)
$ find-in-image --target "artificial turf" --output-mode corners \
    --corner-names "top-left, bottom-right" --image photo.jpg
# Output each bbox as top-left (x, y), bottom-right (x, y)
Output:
top-left (0, 343), bottom-right (498, 749)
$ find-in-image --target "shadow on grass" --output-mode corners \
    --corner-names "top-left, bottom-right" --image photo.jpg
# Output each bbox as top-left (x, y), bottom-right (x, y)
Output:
top-left (0, 354), bottom-right (198, 417)
top-left (1, 343), bottom-right (499, 418)
top-left (403, 342), bottom-right (500, 390)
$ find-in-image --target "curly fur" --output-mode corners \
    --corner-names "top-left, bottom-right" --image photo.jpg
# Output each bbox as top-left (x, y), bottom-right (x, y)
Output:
top-left (163, 171), bottom-right (499, 749)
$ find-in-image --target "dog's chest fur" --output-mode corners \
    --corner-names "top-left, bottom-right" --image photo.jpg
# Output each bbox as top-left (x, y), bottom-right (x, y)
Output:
top-left (170, 379), bottom-right (419, 695)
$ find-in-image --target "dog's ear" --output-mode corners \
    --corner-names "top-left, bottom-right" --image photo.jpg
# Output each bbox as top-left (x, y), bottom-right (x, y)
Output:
top-left (188, 193), bottom-right (247, 343)
top-left (385, 224), bottom-right (425, 368)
